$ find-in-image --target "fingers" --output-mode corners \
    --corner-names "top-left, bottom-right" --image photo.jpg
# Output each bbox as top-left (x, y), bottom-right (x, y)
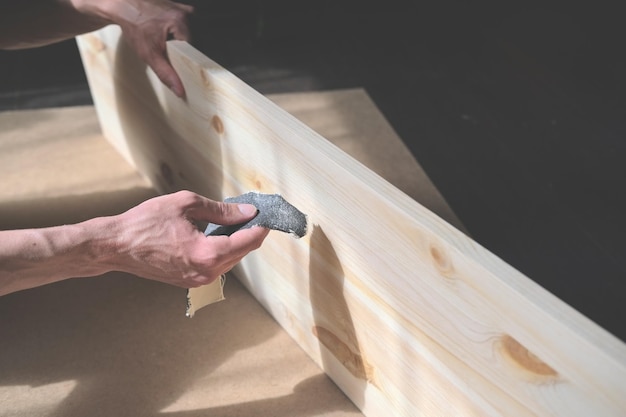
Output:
top-left (183, 192), bottom-right (259, 226)
top-left (154, 4), bottom-right (193, 97)
top-left (142, 21), bottom-right (186, 97)
top-left (190, 227), bottom-right (270, 286)
top-left (226, 226), bottom-right (271, 258)
top-left (115, 0), bottom-right (194, 98)
top-left (148, 51), bottom-right (186, 98)
top-left (168, 5), bottom-right (192, 42)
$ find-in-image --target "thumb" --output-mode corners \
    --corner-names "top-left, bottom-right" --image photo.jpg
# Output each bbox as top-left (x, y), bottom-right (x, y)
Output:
top-left (188, 200), bottom-right (258, 226)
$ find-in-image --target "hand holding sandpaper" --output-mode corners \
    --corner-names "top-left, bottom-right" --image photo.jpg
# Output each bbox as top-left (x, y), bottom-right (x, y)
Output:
top-left (0, 191), bottom-right (269, 296)
top-left (205, 192), bottom-right (308, 238)
top-left (187, 192), bottom-right (308, 317)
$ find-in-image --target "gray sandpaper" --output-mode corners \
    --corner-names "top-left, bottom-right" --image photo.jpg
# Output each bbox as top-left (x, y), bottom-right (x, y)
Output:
top-left (204, 192), bottom-right (308, 238)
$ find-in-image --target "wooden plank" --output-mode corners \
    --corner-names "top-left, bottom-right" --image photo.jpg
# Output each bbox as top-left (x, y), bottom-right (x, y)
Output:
top-left (186, 87), bottom-right (468, 316)
top-left (76, 26), bottom-right (626, 417)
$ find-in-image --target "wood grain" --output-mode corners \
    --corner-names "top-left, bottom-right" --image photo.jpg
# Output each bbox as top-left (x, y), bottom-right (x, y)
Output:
top-left (77, 26), bottom-right (626, 417)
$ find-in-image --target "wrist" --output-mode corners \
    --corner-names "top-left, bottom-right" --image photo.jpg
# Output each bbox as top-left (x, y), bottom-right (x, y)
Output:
top-left (76, 214), bottom-right (125, 276)
top-left (70, 0), bottom-right (140, 25)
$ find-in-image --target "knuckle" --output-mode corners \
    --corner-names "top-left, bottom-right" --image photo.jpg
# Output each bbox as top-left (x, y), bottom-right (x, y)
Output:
top-left (186, 277), bottom-right (208, 287)
top-left (217, 202), bottom-right (231, 218)
top-left (175, 190), bottom-right (200, 206)
top-left (185, 264), bottom-right (221, 286)
top-left (182, 266), bottom-right (218, 287)
top-left (177, 189), bottom-right (194, 199)
top-left (193, 243), bottom-right (225, 268)
top-left (249, 237), bottom-right (263, 251)
top-left (205, 251), bottom-right (224, 267)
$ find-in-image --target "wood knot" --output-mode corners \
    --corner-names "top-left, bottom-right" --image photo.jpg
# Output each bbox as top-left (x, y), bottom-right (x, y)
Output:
top-left (313, 326), bottom-right (377, 386)
top-left (430, 244), bottom-right (454, 277)
top-left (200, 69), bottom-right (211, 88)
top-left (499, 335), bottom-right (559, 381)
top-left (211, 115), bottom-right (224, 135)
top-left (245, 172), bottom-right (267, 192)
top-left (83, 34), bottom-right (106, 52)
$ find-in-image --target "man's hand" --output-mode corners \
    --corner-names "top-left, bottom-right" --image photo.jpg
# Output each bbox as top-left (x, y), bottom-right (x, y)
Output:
top-left (1, 0), bottom-right (194, 98)
top-left (74, 0), bottom-right (194, 97)
top-left (112, 191), bottom-right (269, 287)
top-left (0, 191), bottom-right (269, 296)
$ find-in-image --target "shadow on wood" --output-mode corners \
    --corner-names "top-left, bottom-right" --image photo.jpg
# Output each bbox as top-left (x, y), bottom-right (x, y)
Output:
top-left (310, 225), bottom-right (369, 408)
top-left (111, 35), bottom-right (223, 199)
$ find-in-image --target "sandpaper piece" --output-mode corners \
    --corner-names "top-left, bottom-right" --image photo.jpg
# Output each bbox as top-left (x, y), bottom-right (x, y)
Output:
top-left (185, 275), bottom-right (226, 318)
top-left (204, 192), bottom-right (308, 238)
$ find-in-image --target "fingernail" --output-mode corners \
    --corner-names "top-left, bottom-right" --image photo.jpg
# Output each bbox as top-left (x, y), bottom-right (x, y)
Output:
top-left (238, 204), bottom-right (258, 216)
top-left (167, 78), bottom-right (185, 98)
top-left (172, 84), bottom-right (185, 98)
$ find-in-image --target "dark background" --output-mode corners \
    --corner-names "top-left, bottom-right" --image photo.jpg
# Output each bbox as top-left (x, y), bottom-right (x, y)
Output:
top-left (1, 1), bottom-right (625, 340)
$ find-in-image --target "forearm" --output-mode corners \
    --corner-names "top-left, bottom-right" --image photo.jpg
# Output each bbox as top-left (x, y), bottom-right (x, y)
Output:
top-left (0, 0), bottom-right (186, 50)
top-left (0, 216), bottom-right (119, 296)
top-left (0, 1), bottom-right (109, 50)
top-left (0, 192), bottom-right (268, 296)
top-left (0, 0), bottom-right (193, 97)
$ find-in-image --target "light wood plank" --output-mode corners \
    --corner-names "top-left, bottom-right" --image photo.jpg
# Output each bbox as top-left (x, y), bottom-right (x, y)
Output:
top-left (76, 26), bottom-right (626, 417)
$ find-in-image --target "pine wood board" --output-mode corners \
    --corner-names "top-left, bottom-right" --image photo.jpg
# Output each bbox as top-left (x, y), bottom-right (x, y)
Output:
top-left (186, 87), bottom-right (468, 316)
top-left (76, 26), bottom-right (626, 417)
